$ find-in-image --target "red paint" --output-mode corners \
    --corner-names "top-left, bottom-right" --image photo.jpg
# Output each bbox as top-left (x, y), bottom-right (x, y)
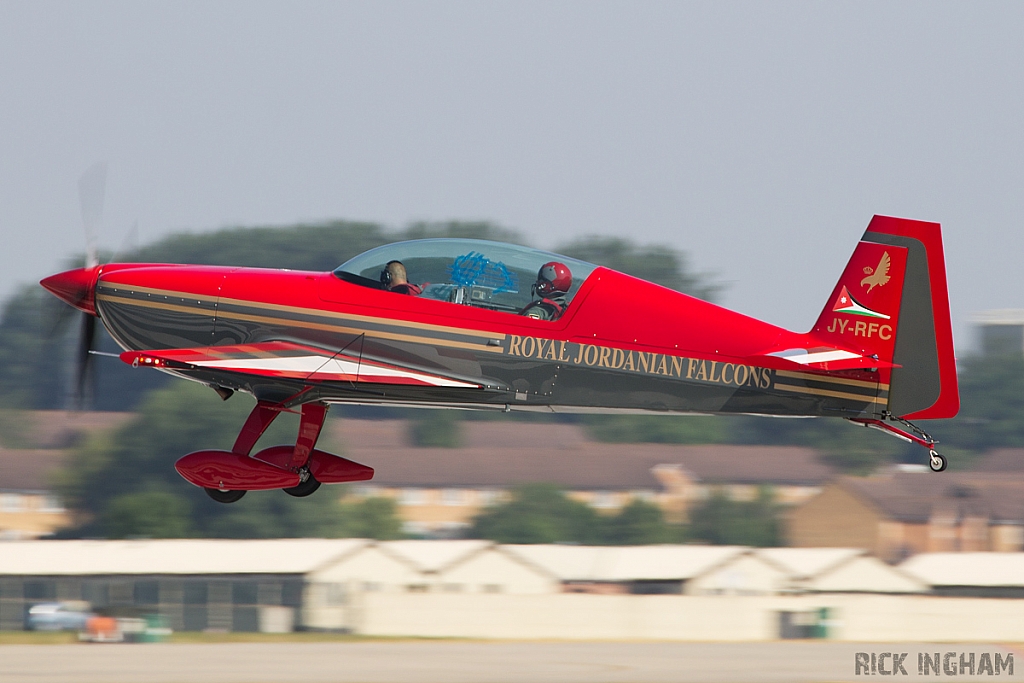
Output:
top-left (174, 450), bottom-right (300, 490)
top-left (232, 401), bottom-right (282, 456)
top-left (864, 215), bottom-right (959, 420)
top-left (292, 403), bottom-right (327, 468)
top-left (308, 450), bottom-right (375, 483)
top-left (39, 266), bottom-right (101, 314)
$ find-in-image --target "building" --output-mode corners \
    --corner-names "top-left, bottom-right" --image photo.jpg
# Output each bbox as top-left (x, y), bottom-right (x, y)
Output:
top-left (0, 411), bottom-right (131, 539)
top-left (753, 547), bottom-right (927, 594)
top-left (499, 544), bottom-right (753, 595)
top-left (786, 466), bottom-right (1024, 561)
top-left (972, 309), bottom-right (1024, 357)
top-left (899, 552), bottom-right (1024, 598)
top-left (0, 538), bottom-right (367, 631)
top-left (333, 419), bottom-right (835, 536)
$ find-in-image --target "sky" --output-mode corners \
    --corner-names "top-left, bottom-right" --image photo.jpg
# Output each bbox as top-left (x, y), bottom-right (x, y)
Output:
top-left (2, 1), bottom-right (1023, 351)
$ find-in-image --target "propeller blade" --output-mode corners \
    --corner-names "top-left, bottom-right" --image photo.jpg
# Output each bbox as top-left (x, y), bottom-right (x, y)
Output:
top-left (74, 311), bottom-right (97, 410)
top-left (78, 162), bottom-right (107, 268)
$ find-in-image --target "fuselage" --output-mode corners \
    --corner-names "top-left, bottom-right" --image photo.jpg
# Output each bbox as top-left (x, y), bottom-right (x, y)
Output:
top-left (84, 257), bottom-right (888, 418)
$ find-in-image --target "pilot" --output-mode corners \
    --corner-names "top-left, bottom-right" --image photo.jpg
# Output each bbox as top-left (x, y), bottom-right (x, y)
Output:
top-left (520, 261), bottom-right (572, 320)
top-left (380, 261), bottom-right (422, 296)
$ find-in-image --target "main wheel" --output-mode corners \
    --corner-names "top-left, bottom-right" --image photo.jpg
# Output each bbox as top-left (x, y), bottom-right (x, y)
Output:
top-left (929, 450), bottom-right (948, 473)
top-left (283, 473), bottom-right (321, 497)
top-left (205, 488), bottom-right (246, 503)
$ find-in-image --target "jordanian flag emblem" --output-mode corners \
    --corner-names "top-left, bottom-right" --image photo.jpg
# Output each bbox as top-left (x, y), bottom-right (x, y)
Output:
top-left (832, 286), bottom-right (891, 319)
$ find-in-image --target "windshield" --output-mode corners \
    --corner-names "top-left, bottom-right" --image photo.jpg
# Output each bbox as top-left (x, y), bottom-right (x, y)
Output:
top-left (334, 239), bottom-right (597, 315)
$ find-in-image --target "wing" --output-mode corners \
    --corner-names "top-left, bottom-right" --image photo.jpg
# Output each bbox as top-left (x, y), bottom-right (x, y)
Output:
top-left (120, 341), bottom-right (481, 388)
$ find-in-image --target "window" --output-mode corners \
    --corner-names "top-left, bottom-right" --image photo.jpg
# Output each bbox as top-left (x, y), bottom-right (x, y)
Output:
top-left (232, 582), bottom-right (258, 606)
top-left (183, 582), bottom-right (208, 605)
top-left (334, 239), bottom-right (597, 318)
top-left (133, 581), bottom-right (160, 605)
top-left (0, 494), bottom-right (23, 513)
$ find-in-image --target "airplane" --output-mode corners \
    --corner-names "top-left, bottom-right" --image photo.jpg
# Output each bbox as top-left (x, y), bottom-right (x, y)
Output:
top-left (40, 215), bottom-right (959, 502)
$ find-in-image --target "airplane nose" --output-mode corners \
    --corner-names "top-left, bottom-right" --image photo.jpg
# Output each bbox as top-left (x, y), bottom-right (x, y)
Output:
top-left (40, 266), bottom-right (100, 315)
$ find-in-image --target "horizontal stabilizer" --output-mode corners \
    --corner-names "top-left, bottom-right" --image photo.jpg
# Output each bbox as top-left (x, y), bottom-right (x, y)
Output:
top-left (761, 346), bottom-right (899, 372)
top-left (121, 341), bottom-right (481, 388)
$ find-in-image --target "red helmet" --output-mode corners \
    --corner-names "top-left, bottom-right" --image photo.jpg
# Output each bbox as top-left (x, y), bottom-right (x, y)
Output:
top-left (534, 261), bottom-right (572, 297)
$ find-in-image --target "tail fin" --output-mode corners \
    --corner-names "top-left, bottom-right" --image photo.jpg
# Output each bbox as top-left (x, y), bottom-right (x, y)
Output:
top-left (812, 215), bottom-right (959, 420)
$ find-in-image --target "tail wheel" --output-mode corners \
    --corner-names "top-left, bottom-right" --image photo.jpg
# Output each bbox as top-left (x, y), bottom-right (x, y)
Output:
top-left (205, 488), bottom-right (246, 503)
top-left (929, 450), bottom-right (948, 473)
top-left (283, 473), bottom-right (321, 497)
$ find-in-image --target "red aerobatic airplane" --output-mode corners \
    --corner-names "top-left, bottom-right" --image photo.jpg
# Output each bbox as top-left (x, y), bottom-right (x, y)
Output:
top-left (41, 215), bottom-right (959, 502)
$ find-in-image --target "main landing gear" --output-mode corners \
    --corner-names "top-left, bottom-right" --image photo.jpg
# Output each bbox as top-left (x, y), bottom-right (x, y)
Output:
top-left (199, 401), bottom-right (329, 503)
top-left (848, 412), bottom-right (947, 473)
top-left (176, 399), bottom-right (375, 502)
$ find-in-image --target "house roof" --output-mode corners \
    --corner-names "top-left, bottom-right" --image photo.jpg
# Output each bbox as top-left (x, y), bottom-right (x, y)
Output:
top-left (0, 539), bottom-right (368, 576)
top-left (0, 449), bottom-right (67, 492)
top-left (333, 420), bottom-right (834, 489)
top-left (839, 470), bottom-right (1024, 524)
top-left (900, 552), bottom-right (1024, 587)
top-left (970, 449), bottom-right (1024, 473)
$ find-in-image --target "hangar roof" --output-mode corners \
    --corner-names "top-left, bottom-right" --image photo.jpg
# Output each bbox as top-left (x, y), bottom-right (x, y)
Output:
top-left (900, 552), bottom-right (1024, 587)
top-left (0, 538), bottom-right (368, 576)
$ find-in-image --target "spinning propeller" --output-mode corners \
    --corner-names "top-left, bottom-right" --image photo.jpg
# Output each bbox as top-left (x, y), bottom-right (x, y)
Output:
top-left (73, 162), bottom-right (106, 409)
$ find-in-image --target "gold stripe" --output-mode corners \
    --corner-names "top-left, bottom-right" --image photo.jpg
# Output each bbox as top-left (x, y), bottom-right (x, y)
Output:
top-left (97, 294), bottom-right (206, 318)
top-left (97, 293), bottom-right (504, 354)
top-left (776, 369), bottom-right (890, 392)
top-left (98, 283), bottom-right (220, 304)
top-left (100, 282), bottom-right (503, 341)
top-left (774, 382), bottom-right (888, 405)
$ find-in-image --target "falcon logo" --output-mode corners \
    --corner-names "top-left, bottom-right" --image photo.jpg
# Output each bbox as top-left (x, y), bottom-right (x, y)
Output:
top-left (861, 251), bottom-right (892, 293)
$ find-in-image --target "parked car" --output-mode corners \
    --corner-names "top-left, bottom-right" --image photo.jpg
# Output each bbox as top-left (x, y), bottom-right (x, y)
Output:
top-left (26, 601), bottom-right (94, 631)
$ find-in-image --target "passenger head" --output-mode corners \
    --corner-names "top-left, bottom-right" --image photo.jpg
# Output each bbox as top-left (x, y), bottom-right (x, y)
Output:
top-left (533, 261), bottom-right (572, 298)
top-left (381, 261), bottom-right (409, 289)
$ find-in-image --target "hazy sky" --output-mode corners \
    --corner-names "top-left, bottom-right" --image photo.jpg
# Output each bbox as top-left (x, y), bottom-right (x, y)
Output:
top-left (3, 2), bottom-right (1023, 351)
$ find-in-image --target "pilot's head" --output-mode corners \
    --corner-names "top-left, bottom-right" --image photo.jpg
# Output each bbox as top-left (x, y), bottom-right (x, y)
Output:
top-left (533, 261), bottom-right (572, 298)
top-left (381, 261), bottom-right (409, 289)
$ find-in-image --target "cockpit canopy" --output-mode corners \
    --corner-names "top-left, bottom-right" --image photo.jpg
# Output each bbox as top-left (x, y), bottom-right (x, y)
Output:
top-left (334, 239), bottom-right (597, 315)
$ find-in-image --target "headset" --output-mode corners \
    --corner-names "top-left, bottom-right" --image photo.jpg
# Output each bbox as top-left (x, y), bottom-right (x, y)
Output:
top-left (380, 261), bottom-right (398, 288)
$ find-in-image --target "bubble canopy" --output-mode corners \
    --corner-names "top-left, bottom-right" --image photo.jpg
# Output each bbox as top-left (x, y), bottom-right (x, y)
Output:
top-left (334, 239), bottom-right (597, 315)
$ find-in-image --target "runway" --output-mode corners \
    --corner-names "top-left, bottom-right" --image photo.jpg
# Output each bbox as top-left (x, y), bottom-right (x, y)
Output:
top-left (1, 640), bottom-right (1019, 683)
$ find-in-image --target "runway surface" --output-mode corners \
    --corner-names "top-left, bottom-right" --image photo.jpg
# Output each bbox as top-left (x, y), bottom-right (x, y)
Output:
top-left (1, 640), bottom-right (1019, 683)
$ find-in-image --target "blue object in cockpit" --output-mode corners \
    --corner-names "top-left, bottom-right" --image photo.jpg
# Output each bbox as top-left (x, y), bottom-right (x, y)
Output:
top-left (448, 252), bottom-right (519, 293)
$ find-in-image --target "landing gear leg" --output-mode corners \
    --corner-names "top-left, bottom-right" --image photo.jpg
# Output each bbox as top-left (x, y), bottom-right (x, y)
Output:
top-left (848, 412), bottom-right (947, 473)
top-left (281, 402), bottom-right (328, 497)
top-left (205, 401), bottom-right (283, 504)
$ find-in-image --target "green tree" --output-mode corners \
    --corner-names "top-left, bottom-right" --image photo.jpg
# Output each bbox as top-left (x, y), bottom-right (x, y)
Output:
top-left (944, 355), bottom-right (1024, 451)
top-left (54, 381), bottom-right (353, 538)
top-left (467, 484), bottom-right (685, 545)
top-left (687, 486), bottom-right (781, 547)
top-left (468, 483), bottom-right (603, 544)
top-left (103, 491), bottom-right (193, 538)
top-left (602, 499), bottom-right (680, 545)
top-left (336, 497), bottom-right (405, 540)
